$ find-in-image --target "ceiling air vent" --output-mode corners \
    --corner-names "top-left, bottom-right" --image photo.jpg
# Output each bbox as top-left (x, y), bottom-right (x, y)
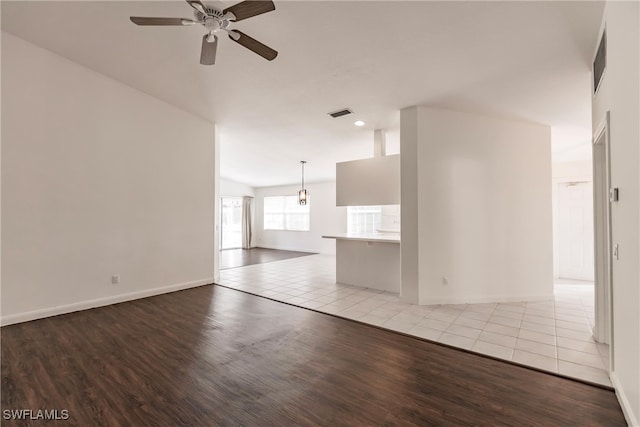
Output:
top-left (593, 29), bottom-right (606, 94)
top-left (328, 108), bottom-right (354, 118)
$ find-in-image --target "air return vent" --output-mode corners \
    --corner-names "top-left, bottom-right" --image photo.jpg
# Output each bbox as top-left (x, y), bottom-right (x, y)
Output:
top-left (593, 29), bottom-right (606, 94)
top-left (328, 108), bottom-right (354, 118)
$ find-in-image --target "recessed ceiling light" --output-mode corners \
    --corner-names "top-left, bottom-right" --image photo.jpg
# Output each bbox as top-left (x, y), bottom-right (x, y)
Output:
top-left (354, 120), bottom-right (365, 127)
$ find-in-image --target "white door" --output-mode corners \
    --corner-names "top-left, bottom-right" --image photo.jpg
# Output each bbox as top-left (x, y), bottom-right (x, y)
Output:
top-left (558, 182), bottom-right (595, 281)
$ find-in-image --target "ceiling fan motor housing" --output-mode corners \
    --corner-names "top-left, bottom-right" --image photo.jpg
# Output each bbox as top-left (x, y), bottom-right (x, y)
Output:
top-left (195, 6), bottom-right (223, 21)
top-left (197, 7), bottom-right (231, 33)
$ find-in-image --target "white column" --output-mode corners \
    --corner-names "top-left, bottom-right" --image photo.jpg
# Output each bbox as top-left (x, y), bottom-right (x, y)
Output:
top-left (399, 106), bottom-right (420, 304)
top-left (373, 129), bottom-right (386, 157)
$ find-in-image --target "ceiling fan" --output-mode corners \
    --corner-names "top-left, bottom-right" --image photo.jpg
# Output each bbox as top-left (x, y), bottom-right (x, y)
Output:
top-left (130, 0), bottom-right (277, 65)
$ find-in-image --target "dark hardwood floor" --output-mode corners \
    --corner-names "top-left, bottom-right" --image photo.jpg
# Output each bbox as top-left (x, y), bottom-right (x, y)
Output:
top-left (220, 247), bottom-right (316, 270)
top-left (1, 285), bottom-right (625, 426)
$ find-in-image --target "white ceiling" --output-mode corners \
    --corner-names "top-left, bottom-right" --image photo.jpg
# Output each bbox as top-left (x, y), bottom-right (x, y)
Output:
top-left (1, 1), bottom-right (603, 187)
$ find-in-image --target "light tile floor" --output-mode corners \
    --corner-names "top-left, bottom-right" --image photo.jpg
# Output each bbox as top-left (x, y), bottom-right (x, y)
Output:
top-left (218, 254), bottom-right (611, 387)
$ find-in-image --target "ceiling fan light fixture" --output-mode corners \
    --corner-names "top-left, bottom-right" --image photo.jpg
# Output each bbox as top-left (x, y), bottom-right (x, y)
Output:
top-left (130, 0), bottom-right (278, 65)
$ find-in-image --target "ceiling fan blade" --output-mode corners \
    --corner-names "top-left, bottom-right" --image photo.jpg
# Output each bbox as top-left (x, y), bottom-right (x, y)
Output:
top-left (186, 0), bottom-right (207, 15)
top-left (200, 34), bottom-right (218, 65)
top-left (130, 17), bottom-right (196, 26)
top-left (223, 1), bottom-right (275, 22)
top-left (229, 30), bottom-right (277, 61)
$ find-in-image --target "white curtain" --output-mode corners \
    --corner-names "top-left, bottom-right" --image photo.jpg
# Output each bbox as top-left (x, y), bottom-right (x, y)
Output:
top-left (241, 196), bottom-right (253, 249)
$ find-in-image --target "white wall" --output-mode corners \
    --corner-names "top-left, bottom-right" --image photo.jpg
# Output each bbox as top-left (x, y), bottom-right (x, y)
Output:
top-left (1, 33), bottom-right (216, 325)
top-left (551, 161), bottom-right (593, 278)
top-left (401, 106), bottom-right (553, 305)
top-left (255, 182), bottom-right (346, 254)
top-left (220, 178), bottom-right (255, 198)
top-left (591, 2), bottom-right (640, 424)
top-left (552, 160), bottom-right (592, 180)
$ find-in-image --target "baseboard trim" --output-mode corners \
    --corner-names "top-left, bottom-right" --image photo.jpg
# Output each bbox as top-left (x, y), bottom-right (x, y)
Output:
top-left (0, 278), bottom-right (214, 326)
top-left (611, 371), bottom-right (640, 427)
top-left (255, 245), bottom-right (334, 255)
top-left (419, 293), bottom-right (554, 305)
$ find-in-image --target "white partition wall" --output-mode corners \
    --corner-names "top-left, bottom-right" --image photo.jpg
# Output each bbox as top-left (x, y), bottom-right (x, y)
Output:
top-left (336, 155), bottom-right (400, 206)
top-left (400, 106), bottom-right (553, 305)
top-left (335, 239), bottom-right (400, 292)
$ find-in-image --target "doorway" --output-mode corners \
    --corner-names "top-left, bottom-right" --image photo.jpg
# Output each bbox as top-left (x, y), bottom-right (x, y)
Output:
top-left (220, 197), bottom-right (243, 250)
top-left (592, 112), bottom-right (613, 361)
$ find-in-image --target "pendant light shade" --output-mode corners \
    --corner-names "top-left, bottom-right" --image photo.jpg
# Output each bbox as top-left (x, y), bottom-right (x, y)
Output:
top-left (298, 189), bottom-right (309, 205)
top-left (298, 161), bottom-right (309, 205)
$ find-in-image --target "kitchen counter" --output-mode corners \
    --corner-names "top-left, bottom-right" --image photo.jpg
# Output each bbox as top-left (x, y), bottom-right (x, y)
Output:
top-left (323, 233), bottom-right (400, 293)
top-left (322, 233), bottom-right (400, 243)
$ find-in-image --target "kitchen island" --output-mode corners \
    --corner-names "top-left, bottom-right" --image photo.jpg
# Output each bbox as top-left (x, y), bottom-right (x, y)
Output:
top-left (322, 233), bottom-right (400, 293)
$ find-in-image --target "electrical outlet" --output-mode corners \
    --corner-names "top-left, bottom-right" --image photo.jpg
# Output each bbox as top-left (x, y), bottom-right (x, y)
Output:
top-left (111, 274), bottom-right (120, 285)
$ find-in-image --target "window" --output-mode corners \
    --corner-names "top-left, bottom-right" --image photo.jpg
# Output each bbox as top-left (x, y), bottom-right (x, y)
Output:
top-left (347, 206), bottom-right (382, 233)
top-left (263, 196), bottom-right (310, 231)
top-left (220, 197), bottom-right (243, 249)
top-left (593, 29), bottom-right (606, 94)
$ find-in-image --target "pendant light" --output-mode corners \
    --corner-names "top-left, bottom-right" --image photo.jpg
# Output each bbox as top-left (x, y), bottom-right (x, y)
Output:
top-left (298, 160), bottom-right (309, 205)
